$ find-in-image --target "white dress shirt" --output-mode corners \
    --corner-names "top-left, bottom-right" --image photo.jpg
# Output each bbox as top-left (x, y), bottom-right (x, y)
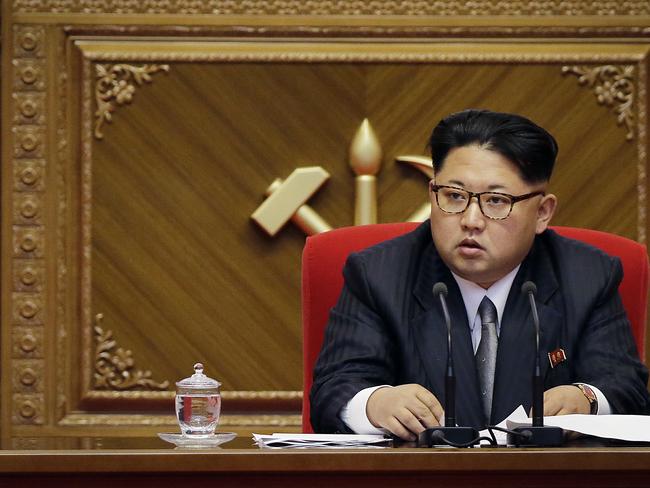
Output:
top-left (339, 266), bottom-right (610, 434)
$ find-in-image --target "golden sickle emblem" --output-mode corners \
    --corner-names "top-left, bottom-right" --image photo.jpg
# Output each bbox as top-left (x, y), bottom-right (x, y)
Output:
top-left (251, 119), bottom-right (433, 236)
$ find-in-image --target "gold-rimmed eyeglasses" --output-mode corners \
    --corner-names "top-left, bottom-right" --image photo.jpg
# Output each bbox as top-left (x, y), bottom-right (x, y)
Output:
top-left (430, 183), bottom-right (545, 220)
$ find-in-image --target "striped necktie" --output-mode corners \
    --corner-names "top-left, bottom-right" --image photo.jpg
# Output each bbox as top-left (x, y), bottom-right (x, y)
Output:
top-left (476, 296), bottom-right (498, 424)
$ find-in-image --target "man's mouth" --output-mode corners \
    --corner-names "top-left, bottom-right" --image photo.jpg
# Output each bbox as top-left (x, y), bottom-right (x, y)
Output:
top-left (457, 238), bottom-right (485, 257)
top-left (459, 238), bottom-right (484, 250)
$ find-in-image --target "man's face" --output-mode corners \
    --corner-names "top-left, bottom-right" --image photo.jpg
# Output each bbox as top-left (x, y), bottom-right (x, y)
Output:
top-left (429, 145), bottom-right (556, 288)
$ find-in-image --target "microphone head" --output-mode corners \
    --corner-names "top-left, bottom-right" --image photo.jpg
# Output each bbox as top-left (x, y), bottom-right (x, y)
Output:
top-left (521, 281), bottom-right (537, 295)
top-left (432, 282), bottom-right (448, 298)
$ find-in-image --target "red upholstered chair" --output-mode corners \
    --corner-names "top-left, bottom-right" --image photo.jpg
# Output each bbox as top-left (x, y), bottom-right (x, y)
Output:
top-left (301, 223), bottom-right (648, 432)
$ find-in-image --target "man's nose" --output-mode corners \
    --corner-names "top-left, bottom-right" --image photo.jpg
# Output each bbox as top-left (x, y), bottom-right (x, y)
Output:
top-left (460, 197), bottom-right (485, 229)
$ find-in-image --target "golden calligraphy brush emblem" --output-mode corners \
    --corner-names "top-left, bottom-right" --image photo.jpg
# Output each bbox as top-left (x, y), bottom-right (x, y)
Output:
top-left (350, 119), bottom-right (382, 226)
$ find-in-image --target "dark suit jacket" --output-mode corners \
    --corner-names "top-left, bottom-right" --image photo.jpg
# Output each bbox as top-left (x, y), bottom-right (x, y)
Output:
top-left (310, 221), bottom-right (650, 433)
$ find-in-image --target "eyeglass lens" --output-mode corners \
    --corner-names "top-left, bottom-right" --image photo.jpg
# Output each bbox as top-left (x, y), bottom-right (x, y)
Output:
top-left (436, 187), bottom-right (512, 219)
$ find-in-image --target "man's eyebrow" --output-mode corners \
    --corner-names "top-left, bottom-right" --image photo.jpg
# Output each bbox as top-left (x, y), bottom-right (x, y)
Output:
top-left (445, 180), bottom-right (508, 192)
top-left (486, 184), bottom-right (508, 191)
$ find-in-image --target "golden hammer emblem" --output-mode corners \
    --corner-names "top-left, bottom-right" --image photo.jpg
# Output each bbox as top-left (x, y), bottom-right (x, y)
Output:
top-left (251, 119), bottom-right (434, 236)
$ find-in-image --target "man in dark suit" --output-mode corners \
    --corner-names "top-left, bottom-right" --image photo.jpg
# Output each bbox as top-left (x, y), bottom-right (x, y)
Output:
top-left (310, 109), bottom-right (650, 440)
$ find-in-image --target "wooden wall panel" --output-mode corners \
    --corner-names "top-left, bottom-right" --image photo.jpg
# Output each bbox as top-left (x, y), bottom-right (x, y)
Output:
top-left (1, 3), bottom-right (649, 445)
top-left (90, 63), bottom-right (371, 392)
top-left (89, 53), bottom-right (645, 402)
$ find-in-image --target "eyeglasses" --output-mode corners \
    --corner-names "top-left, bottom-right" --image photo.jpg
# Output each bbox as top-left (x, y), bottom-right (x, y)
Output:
top-left (430, 183), bottom-right (545, 220)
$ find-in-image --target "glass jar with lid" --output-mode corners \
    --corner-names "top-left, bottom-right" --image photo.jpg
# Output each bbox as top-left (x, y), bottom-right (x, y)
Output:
top-left (175, 363), bottom-right (221, 438)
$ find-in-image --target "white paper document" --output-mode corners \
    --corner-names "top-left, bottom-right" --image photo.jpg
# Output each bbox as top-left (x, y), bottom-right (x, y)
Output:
top-left (254, 408), bottom-right (650, 449)
top-left (505, 406), bottom-right (650, 443)
top-left (252, 433), bottom-right (392, 449)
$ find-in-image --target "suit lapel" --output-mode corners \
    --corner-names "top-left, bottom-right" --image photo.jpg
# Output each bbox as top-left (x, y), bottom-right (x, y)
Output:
top-left (411, 244), bottom-right (484, 428)
top-left (492, 238), bottom-right (562, 424)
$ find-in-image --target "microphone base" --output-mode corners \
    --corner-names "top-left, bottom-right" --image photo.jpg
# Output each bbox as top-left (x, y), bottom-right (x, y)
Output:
top-left (417, 427), bottom-right (479, 447)
top-left (507, 426), bottom-right (564, 447)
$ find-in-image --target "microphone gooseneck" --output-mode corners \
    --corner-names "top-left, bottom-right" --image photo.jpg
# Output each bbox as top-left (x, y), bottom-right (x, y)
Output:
top-left (521, 281), bottom-right (543, 427)
top-left (433, 283), bottom-right (452, 362)
top-left (506, 281), bottom-right (563, 447)
top-left (418, 282), bottom-right (479, 447)
top-left (432, 282), bottom-right (454, 427)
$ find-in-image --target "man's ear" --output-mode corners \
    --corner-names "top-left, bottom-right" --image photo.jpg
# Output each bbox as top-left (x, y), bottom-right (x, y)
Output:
top-left (535, 193), bottom-right (557, 234)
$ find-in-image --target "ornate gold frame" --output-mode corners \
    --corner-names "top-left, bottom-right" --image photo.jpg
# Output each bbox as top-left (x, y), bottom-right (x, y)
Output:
top-left (70, 38), bottom-right (647, 421)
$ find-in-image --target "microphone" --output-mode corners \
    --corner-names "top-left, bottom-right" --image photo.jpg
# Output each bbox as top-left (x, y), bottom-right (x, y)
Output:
top-left (507, 281), bottom-right (563, 447)
top-left (433, 282), bottom-right (455, 427)
top-left (418, 283), bottom-right (478, 447)
top-left (521, 281), bottom-right (543, 428)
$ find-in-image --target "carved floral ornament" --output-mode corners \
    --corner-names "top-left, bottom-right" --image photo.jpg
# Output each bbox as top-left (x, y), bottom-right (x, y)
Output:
top-left (94, 63), bottom-right (169, 139)
top-left (562, 64), bottom-right (636, 141)
top-left (93, 314), bottom-right (170, 391)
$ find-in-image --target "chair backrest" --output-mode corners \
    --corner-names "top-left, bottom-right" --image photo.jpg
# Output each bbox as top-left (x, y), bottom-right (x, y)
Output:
top-left (301, 223), bottom-right (648, 432)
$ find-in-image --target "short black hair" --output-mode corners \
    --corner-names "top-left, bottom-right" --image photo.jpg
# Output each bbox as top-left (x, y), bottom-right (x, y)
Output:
top-left (428, 109), bottom-right (558, 184)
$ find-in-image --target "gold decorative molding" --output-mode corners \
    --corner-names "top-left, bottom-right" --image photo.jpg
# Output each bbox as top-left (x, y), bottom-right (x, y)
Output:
top-left (83, 51), bottom-right (645, 64)
top-left (12, 92), bottom-right (46, 126)
top-left (11, 326), bottom-right (44, 359)
top-left (61, 24), bottom-right (650, 40)
top-left (12, 359), bottom-right (43, 394)
top-left (80, 56), bottom-right (94, 397)
top-left (12, 226), bottom-right (44, 258)
top-left (9, 25), bottom-right (48, 429)
top-left (94, 63), bottom-right (170, 139)
top-left (636, 61), bottom-right (647, 244)
top-left (12, 25), bottom-right (45, 58)
top-left (13, 192), bottom-right (42, 225)
top-left (13, 125), bottom-right (45, 158)
top-left (562, 65), bottom-right (636, 141)
top-left (11, 0), bottom-right (650, 15)
top-left (55, 25), bottom-right (70, 421)
top-left (58, 412), bottom-right (301, 427)
top-left (11, 394), bottom-right (44, 425)
top-left (13, 294), bottom-right (42, 324)
top-left (13, 159), bottom-right (45, 191)
top-left (58, 413), bottom-right (177, 427)
top-left (83, 390), bottom-right (302, 401)
top-left (93, 314), bottom-right (170, 391)
top-left (12, 59), bottom-right (46, 92)
top-left (12, 259), bottom-right (44, 292)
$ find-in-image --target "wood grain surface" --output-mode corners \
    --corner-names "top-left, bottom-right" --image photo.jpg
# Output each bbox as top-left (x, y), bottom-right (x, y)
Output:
top-left (92, 61), bottom-right (641, 398)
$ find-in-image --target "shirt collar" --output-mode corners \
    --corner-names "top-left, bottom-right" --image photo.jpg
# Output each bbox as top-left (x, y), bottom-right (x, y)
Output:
top-left (451, 265), bottom-right (521, 331)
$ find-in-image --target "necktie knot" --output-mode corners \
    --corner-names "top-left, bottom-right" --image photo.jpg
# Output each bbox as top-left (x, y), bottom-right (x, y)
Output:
top-left (478, 296), bottom-right (497, 326)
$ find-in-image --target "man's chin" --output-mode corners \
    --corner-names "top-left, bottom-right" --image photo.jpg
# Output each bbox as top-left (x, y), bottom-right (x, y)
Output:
top-left (448, 263), bottom-right (495, 287)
